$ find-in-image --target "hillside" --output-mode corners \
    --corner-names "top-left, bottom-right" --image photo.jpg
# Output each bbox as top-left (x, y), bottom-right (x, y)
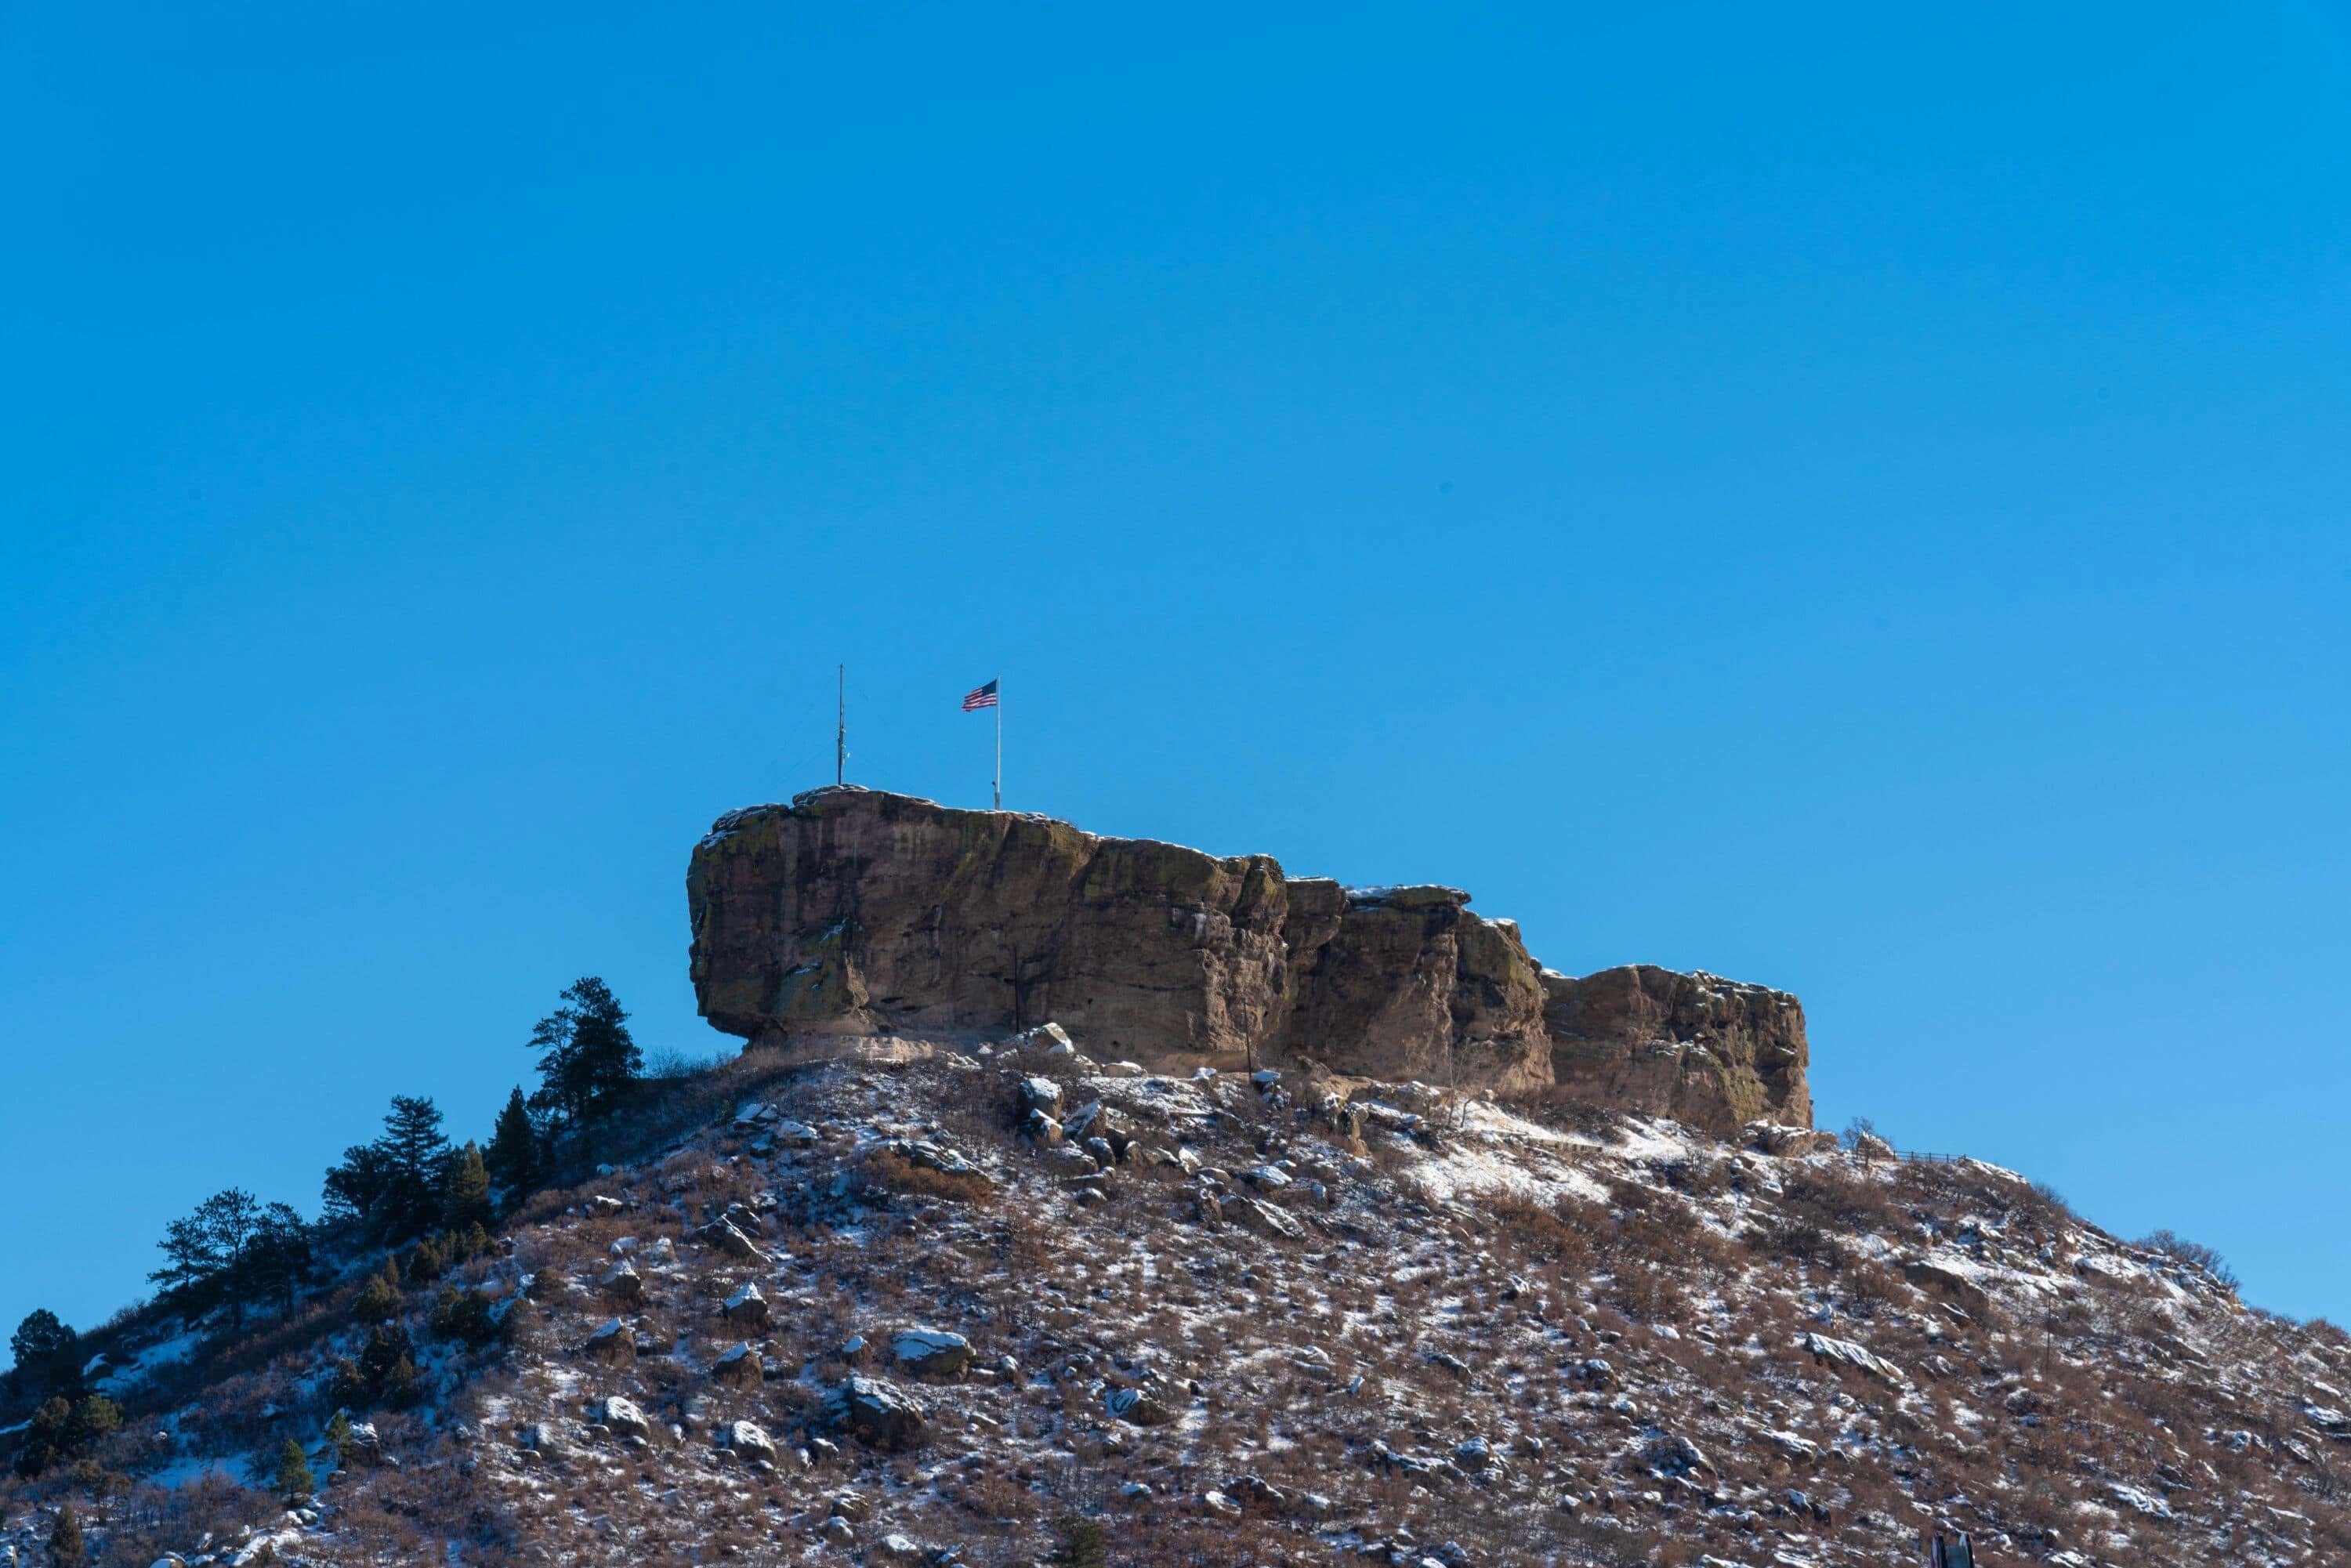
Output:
top-left (5, 1028), bottom-right (2346, 1566)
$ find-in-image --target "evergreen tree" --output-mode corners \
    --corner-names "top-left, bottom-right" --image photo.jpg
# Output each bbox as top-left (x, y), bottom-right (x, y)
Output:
top-left (527, 977), bottom-right (642, 1132)
top-left (150, 1189), bottom-right (265, 1328)
top-left (273, 1437), bottom-right (313, 1498)
top-left (352, 1259), bottom-right (400, 1325)
top-left (441, 1143), bottom-right (492, 1232)
top-left (149, 1212), bottom-right (224, 1303)
top-left (405, 1234), bottom-right (445, 1282)
top-left (346, 1324), bottom-right (419, 1408)
top-left (379, 1095), bottom-right (451, 1237)
top-left (16, 1395), bottom-right (118, 1479)
top-left (49, 1502), bottom-right (83, 1563)
top-left (8, 1309), bottom-right (76, 1394)
top-left (429, 1284), bottom-right (499, 1348)
top-left (322, 1410), bottom-right (354, 1466)
top-left (245, 1204), bottom-right (315, 1318)
top-left (197, 1188), bottom-right (263, 1329)
top-left (484, 1085), bottom-right (539, 1195)
top-left (321, 1142), bottom-right (396, 1234)
top-left (1049, 1513), bottom-right (1108, 1568)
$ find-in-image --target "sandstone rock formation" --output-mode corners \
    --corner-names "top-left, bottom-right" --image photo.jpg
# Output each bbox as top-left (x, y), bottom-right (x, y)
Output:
top-left (686, 786), bottom-right (1809, 1130)
top-left (1542, 965), bottom-right (1813, 1133)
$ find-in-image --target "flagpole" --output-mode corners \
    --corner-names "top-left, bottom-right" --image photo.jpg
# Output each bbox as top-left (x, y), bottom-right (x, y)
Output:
top-left (994, 678), bottom-right (1002, 811)
top-left (835, 664), bottom-right (846, 786)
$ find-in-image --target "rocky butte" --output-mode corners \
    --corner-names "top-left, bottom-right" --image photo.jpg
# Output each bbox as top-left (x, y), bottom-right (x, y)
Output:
top-left (686, 786), bottom-right (1811, 1135)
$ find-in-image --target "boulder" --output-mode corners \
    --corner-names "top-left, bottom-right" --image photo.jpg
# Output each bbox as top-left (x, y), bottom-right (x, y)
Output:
top-left (1106, 1386), bottom-right (1176, 1426)
top-left (695, 1219), bottom-right (770, 1262)
top-left (719, 1281), bottom-right (770, 1328)
top-left (583, 1318), bottom-right (634, 1364)
top-left (597, 1261), bottom-right (643, 1303)
top-left (1744, 1121), bottom-right (1834, 1157)
top-left (722, 1419), bottom-right (777, 1465)
top-left (825, 1376), bottom-right (929, 1452)
top-left (713, 1342), bottom-right (763, 1385)
top-left (596, 1396), bottom-right (650, 1441)
top-left (1795, 1332), bottom-right (1908, 1387)
top-left (891, 1330), bottom-right (972, 1382)
top-left (1903, 1259), bottom-right (1993, 1315)
top-left (1227, 1195), bottom-right (1303, 1242)
top-left (868, 1138), bottom-right (994, 1196)
top-left (1017, 1076), bottom-right (1063, 1116)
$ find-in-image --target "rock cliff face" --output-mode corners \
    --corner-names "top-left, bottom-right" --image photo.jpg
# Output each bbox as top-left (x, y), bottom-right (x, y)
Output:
top-left (687, 787), bottom-right (1809, 1130)
top-left (1541, 965), bottom-right (1813, 1133)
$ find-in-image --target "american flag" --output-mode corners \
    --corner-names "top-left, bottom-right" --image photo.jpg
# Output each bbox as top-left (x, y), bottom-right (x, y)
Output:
top-left (962, 679), bottom-right (998, 712)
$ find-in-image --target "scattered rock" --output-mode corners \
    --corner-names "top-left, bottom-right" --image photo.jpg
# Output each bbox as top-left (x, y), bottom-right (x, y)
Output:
top-left (694, 1218), bottom-right (770, 1262)
top-left (1795, 1332), bottom-right (1908, 1387)
top-left (719, 1281), bottom-right (770, 1328)
top-left (825, 1376), bottom-right (929, 1452)
top-left (596, 1397), bottom-right (650, 1441)
top-left (713, 1341), bottom-right (763, 1385)
top-left (892, 1329), bottom-right (970, 1382)
top-left (597, 1260), bottom-right (643, 1303)
top-left (583, 1318), bottom-right (635, 1364)
top-left (1106, 1386), bottom-right (1176, 1426)
top-left (721, 1419), bottom-right (777, 1465)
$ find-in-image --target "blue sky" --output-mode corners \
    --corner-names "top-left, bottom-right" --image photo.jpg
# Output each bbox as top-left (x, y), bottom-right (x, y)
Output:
top-left (5, 2), bottom-right (2349, 1338)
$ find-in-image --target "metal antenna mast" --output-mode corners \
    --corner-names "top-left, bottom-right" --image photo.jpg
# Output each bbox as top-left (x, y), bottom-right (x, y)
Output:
top-left (835, 664), bottom-right (846, 786)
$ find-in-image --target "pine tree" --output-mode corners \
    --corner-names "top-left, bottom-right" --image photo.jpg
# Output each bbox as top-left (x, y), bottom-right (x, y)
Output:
top-left (441, 1143), bottom-right (492, 1232)
top-left (379, 1095), bottom-right (451, 1238)
top-left (149, 1189), bottom-right (265, 1329)
top-left (273, 1436), bottom-right (313, 1497)
top-left (49, 1502), bottom-right (83, 1563)
top-left (321, 1142), bottom-right (396, 1234)
top-left (245, 1204), bottom-right (315, 1318)
top-left (1049, 1513), bottom-right (1108, 1568)
top-left (350, 1324), bottom-right (419, 1407)
top-left (8, 1309), bottom-right (75, 1394)
top-left (149, 1213), bottom-right (223, 1302)
top-left (323, 1409), bottom-right (354, 1466)
top-left (16, 1396), bottom-right (116, 1479)
top-left (484, 1085), bottom-right (539, 1195)
top-left (353, 1260), bottom-right (400, 1326)
top-left (527, 977), bottom-right (643, 1132)
top-left (381, 1353), bottom-right (420, 1407)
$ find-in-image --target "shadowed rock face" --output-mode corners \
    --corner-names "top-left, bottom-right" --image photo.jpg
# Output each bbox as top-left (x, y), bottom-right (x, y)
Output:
top-left (687, 787), bottom-right (1809, 1127)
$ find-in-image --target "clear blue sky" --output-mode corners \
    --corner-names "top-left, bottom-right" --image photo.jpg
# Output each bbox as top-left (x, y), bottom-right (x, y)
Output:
top-left (5, 2), bottom-right (2348, 1339)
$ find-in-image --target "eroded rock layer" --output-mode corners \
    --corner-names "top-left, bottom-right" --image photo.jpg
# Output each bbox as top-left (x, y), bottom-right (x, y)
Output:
top-left (686, 787), bottom-right (1809, 1128)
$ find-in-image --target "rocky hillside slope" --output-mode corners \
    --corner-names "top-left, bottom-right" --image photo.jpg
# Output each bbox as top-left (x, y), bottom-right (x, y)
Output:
top-left (688, 788), bottom-right (1809, 1135)
top-left (8, 1029), bottom-right (2345, 1567)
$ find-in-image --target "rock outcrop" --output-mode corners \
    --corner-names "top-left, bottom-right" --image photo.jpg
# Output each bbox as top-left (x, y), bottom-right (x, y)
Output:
top-left (1542, 965), bottom-right (1813, 1132)
top-left (686, 786), bottom-right (1809, 1129)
